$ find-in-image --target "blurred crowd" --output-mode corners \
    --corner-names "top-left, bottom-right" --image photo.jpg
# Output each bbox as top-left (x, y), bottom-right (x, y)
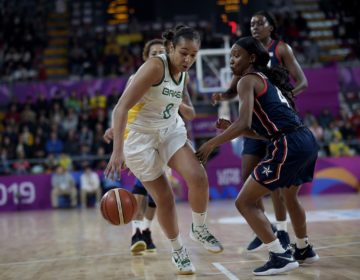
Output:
top-left (304, 107), bottom-right (360, 157)
top-left (1, 0), bottom-right (359, 82)
top-left (1, 88), bottom-right (360, 176)
top-left (1, 0), bottom-right (360, 176)
top-left (0, 0), bottom-right (48, 82)
top-left (0, 89), bottom-right (120, 175)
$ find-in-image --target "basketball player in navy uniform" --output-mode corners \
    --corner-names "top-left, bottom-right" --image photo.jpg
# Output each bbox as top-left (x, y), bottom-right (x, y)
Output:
top-left (197, 36), bottom-right (319, 276)
top-left (212, 11), bottom-right (308, 251)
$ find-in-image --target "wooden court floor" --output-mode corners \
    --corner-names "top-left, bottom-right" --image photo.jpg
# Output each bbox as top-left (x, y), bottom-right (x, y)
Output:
top-left (1, 193), bottom-right (360, 280)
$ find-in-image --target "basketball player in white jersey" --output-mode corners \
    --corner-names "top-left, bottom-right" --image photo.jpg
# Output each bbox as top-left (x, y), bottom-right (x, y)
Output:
top-left (105, 25), bottom-right (223, 275)
top-left (104, 39), bottom-right (196, 255)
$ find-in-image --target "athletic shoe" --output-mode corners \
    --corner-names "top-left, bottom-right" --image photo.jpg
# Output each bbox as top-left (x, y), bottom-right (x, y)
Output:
top-left (171, 247), bottom-right (195, 275)
top-left (130, 228), bottom-right (146, 254)
top-left (247, 223), bottom-right (277, 252)
top-left (253, 249), bottom-right (299, 276)
top-left (277, 230), bottom-right (291, 250)
top-left (293, 244), bottom-right (319, 264)
top-left (142, 228), bottom-right (156, 252)
top-left (189, 223), bottom-right (223, 253)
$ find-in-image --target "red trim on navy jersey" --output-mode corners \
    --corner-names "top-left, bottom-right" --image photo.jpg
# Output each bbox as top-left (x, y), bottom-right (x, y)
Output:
top-left (243, 72), bottom-right (268, 97)
top-left (253, 105), bottom-right (272, 136)
top-left (274, 41), bottom-right (283, 65)
top-left (266, 40), bottom-right (275, 50)
top-left (254, 98), bottom-right (279, 134)
top-left (257, 77), bottom-right (268, 97)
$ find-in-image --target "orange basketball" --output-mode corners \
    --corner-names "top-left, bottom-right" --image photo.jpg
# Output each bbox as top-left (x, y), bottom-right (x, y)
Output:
top-left (100, 188), bottom-right (137, 225)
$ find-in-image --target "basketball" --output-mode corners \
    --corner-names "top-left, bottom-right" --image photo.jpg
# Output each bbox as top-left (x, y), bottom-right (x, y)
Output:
top-left (100, 188), bottom-right (138, 225)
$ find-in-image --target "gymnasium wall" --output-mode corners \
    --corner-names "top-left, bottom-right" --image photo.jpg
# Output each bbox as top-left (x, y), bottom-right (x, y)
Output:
top-left (0, 65), bottom-right (354, 118)
top-left (1, 147), bottom-right (359, 212)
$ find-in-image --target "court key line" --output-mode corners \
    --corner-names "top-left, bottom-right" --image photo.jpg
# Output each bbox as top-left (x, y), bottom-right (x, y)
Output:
top-left (212, 262), bottom-right (239, 280)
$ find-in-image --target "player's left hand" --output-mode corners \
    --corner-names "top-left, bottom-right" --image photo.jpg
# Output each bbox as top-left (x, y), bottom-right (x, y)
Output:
top-left (196, 141), bottom-right (216, 165)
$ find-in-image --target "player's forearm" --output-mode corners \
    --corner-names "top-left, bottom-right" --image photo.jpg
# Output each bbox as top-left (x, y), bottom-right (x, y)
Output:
top-left (292, 78), bottom-right (308, 96)
top-left (112, 104), bottom-right (127, 153)
top-left (110, 109), bottom-right (115, 128)
top-left (242, 129), bottom-right (268, 141)
top-left (179, 103), bottom-right (196, 120)
top-left (208, 119), bottom-right (249, 147)
top-left (221, 75), bottom-right (240, 100)
top-left (220, 87), bottom-right (238, 101)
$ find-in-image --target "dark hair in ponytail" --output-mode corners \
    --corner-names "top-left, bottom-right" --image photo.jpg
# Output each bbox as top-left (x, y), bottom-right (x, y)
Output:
top-left (258, 65), bottom-right (295, 108)
top-left (162, 24), bottom-right (201, 49)
top-left (235, 37), bottom-right (295, 108)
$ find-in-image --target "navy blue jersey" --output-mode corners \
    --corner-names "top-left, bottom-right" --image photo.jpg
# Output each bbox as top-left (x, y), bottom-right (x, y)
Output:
top-left (267, 40), bottom-right (282, 67)
top-left (248, 72), bottom-right (302, 139)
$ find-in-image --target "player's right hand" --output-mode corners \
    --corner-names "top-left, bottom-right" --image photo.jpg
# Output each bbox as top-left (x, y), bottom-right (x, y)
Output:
top-left (211, 92), bottom-right (222, 105)
top-left (216, 118), bottom-right (232, 130)
top-left (103, 128), bottom-right (114, 144)
top-left (104, 152), bottom-right (126, 181)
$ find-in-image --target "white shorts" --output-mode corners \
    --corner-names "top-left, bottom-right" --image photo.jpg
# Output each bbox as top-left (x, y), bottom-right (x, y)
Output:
top-left (124, 118), bottom-right (187, 182)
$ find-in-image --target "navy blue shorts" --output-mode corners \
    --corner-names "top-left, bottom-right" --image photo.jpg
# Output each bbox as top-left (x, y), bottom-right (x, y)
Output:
top-left (251, 127), bottom-right (318, 190)
top-left (242, 137), bottom-right (268, 158)
top-left (132, 179), bottom-right (156, 208)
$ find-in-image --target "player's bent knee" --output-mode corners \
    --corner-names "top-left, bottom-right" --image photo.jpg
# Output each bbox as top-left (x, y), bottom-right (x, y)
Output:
top-left (186, 169), bottom-right (208, 189)
top-left (158, 188), bottom-right (175, 204)
top-left (235, 198), bottom-right (245, 214)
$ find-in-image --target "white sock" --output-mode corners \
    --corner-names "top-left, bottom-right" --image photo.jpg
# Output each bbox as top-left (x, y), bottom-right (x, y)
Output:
top-left (132, 220), bottom-right (142, 235)
top-left (170, 234), bottom-right (183, 251)
top-left (142, 217), bottom-right (152, 231)
top-left (265, 238), bottom-right (285, 253)
top-left (276, 220), bottom-right (287, 231)
top-left (296, 237), bottom-right (309, 249)
top-left (192, 211), bottom-right (207, 227)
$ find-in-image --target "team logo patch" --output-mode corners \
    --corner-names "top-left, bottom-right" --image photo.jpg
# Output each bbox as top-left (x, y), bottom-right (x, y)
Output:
top-left (262, 165), bottom-right (273, 177)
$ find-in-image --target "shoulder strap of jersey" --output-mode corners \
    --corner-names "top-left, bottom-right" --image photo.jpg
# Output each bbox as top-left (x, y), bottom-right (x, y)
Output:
top-left (243, 72), bottom-right (268, 97)
top-left (151, 54), bottom-right (166, 86)
top-left (274, 40), bottom-right (284, 65)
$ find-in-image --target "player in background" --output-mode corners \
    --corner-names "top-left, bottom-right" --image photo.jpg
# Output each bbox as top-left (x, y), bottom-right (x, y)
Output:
top-left (212, 11), bottom-right (308, 251)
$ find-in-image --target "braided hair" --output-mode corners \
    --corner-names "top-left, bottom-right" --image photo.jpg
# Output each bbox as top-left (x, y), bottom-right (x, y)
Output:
top-left (235, 36), bottom-right (295, 109)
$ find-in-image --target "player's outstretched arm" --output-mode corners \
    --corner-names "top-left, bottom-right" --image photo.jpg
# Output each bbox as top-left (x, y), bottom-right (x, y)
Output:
top-left (211, 75), bottom-right (241, 105)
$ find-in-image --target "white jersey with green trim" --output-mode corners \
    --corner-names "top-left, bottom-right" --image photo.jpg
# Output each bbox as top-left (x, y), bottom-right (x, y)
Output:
top-left (126, 54), bottom-right (186, 131)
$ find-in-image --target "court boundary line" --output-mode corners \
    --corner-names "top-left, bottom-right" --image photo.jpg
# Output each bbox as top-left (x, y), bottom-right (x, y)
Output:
top-left (213, 254), bottom-right (360, 280)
